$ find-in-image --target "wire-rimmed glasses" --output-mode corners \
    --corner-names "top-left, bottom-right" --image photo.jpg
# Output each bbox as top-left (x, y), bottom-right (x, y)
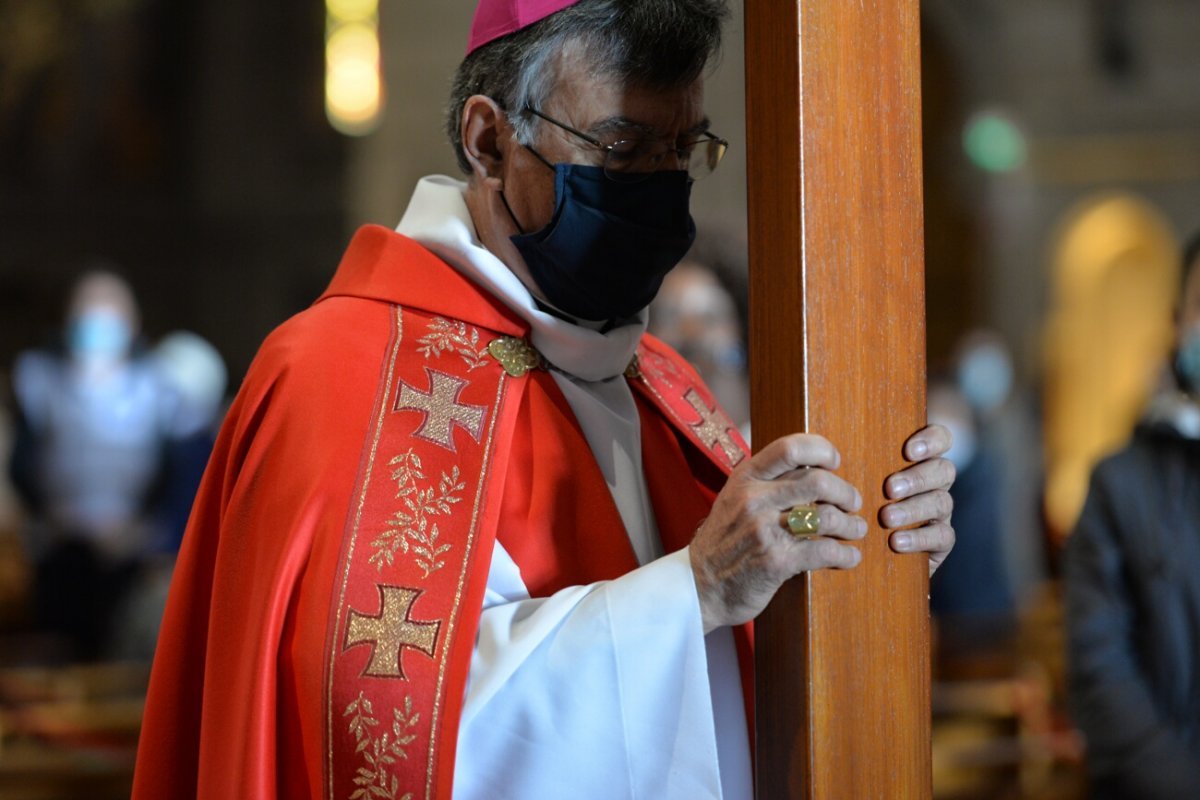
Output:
top-left (524, 106), bottom-right (728, 183)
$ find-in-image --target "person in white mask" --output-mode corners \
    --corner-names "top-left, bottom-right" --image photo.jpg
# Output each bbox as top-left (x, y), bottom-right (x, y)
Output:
top-left (10, 269), bottom-right (178, 658)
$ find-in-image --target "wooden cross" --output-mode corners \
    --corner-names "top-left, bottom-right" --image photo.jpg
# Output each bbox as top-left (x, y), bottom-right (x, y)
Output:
top-left (345, 585), bottom-right (442, 680)
top-left (744, 1), bottom-right (931, 797)
top-left (395, 368), bottom-right (486, 449)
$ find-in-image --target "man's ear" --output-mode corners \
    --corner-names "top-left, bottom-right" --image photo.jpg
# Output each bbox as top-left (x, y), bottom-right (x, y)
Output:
top-left (462, 95), bottom-right (508, 190)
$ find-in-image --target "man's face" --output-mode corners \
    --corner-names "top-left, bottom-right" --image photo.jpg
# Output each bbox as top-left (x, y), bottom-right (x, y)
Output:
top-left (501, 45), bottom-right (707, 235)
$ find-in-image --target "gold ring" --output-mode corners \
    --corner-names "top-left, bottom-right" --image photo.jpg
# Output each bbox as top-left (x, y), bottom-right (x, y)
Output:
top-left (786, 504), bottom-right (821, 537)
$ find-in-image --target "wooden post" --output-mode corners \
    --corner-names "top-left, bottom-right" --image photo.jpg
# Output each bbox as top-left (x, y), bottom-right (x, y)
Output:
top-left (744, 1), bottom-right (931, 797)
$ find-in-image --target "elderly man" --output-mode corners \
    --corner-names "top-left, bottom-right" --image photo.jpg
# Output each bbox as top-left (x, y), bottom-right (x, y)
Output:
top-left (133, 1), bottom-right (955, 798)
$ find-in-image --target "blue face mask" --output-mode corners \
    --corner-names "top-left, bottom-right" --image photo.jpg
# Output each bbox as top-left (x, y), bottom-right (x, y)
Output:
top-left (1176, 328), bottom-right (1200, 394)
top-left (68, 308), bottom-right (133, 362)
top-left (508, 164), bottom-right (697, 322)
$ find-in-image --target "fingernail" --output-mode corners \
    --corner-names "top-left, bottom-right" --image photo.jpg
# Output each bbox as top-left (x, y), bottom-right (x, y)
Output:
top-left (889, 477), bottom-right (910, 498)
top-left (884, 506), bottom-right (908, 527)
top-left (894, 533), bottom-right (913, 551)
top-left (911, 441), bottom-right (928, 459)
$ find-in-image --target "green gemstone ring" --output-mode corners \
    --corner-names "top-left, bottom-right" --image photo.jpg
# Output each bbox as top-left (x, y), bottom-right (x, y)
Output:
top-left (786, 505), bottom-right (821, 537)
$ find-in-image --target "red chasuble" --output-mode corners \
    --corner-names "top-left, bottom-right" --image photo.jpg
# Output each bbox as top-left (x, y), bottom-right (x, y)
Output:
top-left (132, 225), bottom-right (752, 799)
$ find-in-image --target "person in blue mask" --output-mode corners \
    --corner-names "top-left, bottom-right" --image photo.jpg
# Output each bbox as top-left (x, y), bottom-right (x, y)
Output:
top-left (135, 2), bottom-right (958, 796)
top-left (1065, 230), bottom-right (1200, 798)
top-left (10, 269), bottom-right (178, 659)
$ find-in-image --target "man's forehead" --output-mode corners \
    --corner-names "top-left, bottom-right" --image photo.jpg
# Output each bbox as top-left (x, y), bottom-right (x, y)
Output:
top-left (548, 57), bottom-right (709, 138)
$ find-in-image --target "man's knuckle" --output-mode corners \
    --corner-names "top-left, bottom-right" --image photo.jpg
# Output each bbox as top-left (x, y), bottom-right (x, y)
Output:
top-left (938, 491), bottom-right (955, 519)
top-left (806, 469), bottom-right (831, 498)
top-left (906, 470), bottom-right (928, 494)
top-left (786, 436), bottom-right (808, 466)
top-left (814, 539), bottom-right (842, 563)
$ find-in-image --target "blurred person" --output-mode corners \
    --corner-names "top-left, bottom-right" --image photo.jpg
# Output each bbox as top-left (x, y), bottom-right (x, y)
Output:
top-left (106, 330), bottom-right (229, 662)
top-left (649, 253), bottom-right (750, 435)
top-left (148, 330), bottom-right (228, 554)
top-left (1064, 230), bottom-right (1200, 798)
top-left (9, 268), bottom-right (181, 659)
top-left (955, 329), bottom-right (1049, 611)
top-left (927, 377), bottom-right (1012, 620)
top-left (134, 2), bottom-right (957, 797)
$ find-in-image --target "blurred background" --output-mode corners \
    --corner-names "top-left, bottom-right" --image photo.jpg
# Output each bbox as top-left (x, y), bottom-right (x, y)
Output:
top-left (1, 0), bottom-right (1198, 797)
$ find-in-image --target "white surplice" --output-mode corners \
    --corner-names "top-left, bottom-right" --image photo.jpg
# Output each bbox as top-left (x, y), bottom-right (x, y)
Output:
top-left (397, 176), bottom-right (751, 799)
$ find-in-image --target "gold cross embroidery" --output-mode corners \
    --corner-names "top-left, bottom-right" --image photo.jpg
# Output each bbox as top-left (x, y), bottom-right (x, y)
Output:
top-left (394, 367), bottom-right (486, 451)
top-left (684, 388), bottom-right (746, 467)
top-left (344, 585), bottom-right (441, 680)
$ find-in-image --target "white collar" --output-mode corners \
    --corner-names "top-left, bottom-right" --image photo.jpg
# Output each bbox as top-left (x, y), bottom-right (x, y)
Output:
top-left (396, 175), bottom-right (645, 382)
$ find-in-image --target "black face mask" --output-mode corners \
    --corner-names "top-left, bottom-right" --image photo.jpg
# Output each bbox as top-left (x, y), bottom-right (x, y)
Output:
top-left (507, 164), bottom-right (696, 322)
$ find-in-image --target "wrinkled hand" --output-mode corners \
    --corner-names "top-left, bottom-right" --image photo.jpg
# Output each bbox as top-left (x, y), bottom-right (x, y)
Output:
top-left (880, 424), bottom-right (957, 576)
top-left (689, 434), bottom-right (868, 633)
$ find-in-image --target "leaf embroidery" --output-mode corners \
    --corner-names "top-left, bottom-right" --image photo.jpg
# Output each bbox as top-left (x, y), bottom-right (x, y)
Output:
top-left (370, 452), bottom-right (465, 578)
top-left (417, 318), bottom-right (490, 371)
top-left (345, 692), bottom-right (420, 800)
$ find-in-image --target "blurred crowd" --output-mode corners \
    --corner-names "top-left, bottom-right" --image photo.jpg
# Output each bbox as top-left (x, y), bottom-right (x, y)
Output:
top-left (1, 267), bottom-right (226, 664)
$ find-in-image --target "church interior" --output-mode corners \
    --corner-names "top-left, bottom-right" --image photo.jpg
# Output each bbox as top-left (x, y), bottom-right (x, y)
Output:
top-left (1, 0), bottom-right (1198, 796)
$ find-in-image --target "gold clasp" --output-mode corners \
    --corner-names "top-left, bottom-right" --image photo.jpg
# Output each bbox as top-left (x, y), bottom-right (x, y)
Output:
top-left (488, 336), bottom-right (545, 377)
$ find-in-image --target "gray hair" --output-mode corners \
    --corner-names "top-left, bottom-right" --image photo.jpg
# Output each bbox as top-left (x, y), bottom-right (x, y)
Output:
top-left (446, 0), bottom-right (729, 174)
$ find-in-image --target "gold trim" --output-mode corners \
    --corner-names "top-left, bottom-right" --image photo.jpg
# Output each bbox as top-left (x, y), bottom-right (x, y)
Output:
top-left (327, 306), bottom-right (405, 798)
top-left (634, 350), bottom-right (745, 468)
top-left (423, 371), bottom-right (508, 800)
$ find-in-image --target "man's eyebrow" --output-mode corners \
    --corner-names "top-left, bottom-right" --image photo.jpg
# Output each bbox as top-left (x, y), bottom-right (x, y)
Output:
top-left (587, 116), bottom-right (656, 138)
top-left (586, 115), bottom-right (713, 140)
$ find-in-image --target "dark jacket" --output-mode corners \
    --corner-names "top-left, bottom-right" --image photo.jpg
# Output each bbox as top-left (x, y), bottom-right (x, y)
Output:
top-left (1065, 417), bottom-right (1200, 799)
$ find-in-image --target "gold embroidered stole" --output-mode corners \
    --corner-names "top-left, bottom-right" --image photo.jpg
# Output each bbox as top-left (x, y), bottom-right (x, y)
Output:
top-left (325, 307), bottom-right (525, 800)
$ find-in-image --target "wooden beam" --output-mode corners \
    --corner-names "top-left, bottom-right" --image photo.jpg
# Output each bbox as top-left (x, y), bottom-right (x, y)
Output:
top-left (744, 1), bottom-right (931, 797)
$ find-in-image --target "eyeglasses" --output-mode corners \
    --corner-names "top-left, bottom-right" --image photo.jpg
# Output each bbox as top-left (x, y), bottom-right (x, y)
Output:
top-left (523, 106), bottom-right (728, 183)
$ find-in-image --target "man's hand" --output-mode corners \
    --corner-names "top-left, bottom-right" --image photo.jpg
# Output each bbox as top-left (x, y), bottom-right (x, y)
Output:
top-left (880, 424), bottom-right (956, 576)
top-left (689, 434), bottom-right (868, 633)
